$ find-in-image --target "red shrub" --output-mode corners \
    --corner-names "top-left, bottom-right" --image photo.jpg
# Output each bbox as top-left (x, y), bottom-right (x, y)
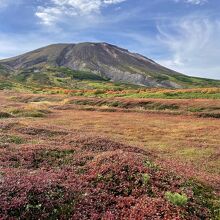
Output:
top-left (0, 124), bottom-right (213, 219)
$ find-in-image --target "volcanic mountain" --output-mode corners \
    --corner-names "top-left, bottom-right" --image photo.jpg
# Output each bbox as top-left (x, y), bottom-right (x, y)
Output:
top-left (0, 42), bottom-right (219, 88)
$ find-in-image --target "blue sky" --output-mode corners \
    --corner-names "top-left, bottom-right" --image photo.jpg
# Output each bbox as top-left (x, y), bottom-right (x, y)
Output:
top-left (0, 0), bottom-right (220, 79)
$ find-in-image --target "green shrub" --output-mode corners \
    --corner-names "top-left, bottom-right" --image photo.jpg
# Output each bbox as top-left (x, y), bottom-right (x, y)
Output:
top-left (23, 111), bottom-right (45, 118)
top-left (0, 81), bottom-right (13, 90)
top-left (188, 107), bottom-right (205, 112)
top-left (143, 159), bottom-right (159, 170)
top-left (142, 173), bottom-right (150, 185)
top-left (0, 112), bottom-right (12, 118)
top-left (93, 89), bottom-right (105, 95)
top-left (198, 112), bottom-right (220, 118)
top-left (9, 136), bottom-right (24, 144)
top-left (109, 101), bottom-right (120, 107)
top-left (9, 109), bottom-right (50, 118)
top-left (0, 135), bottom-right (24, 145)
top-left (165, 192), bottom-right (188, 206)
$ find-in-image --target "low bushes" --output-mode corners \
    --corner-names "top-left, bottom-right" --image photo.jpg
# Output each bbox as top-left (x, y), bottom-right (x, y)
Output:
top-left (0, 135), bottom-right (24, 145)
top-left (0, 112), bottom-right (13, 118)
top-left (142, 173), bottom-right (150, 185)
top-left (165, 192), bottom-right (188, 206)
top-left (68, 98), bottom-right (180, 111)
top-left (9, 108), bottom-right (51, 118)
top-left (0, 130), bottom-right (218, 219)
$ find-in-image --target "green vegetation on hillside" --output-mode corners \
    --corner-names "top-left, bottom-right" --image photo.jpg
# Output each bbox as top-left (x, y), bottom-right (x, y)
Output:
top-left (13, 66), bottom-right (107, 86)
top-left (0, 66), bottom-right (220, 99)
top-left (0, 64), bottom-right (10, 78)
top-left (170, 74), bottom-right (220, 88)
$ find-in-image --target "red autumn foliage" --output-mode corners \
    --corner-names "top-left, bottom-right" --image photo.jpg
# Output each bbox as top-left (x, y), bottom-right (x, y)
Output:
top-left (0, 122), bottom-right (214, 219)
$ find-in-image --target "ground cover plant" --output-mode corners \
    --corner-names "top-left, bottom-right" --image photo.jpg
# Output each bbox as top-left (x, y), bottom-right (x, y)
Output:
top-left (33, 86), bottom-right (220, 99)
top-left (0, 90), bottom-right (220, 219)
top-left (0, 120), bottom-right (219, 219)
top-left (6, 92), bottom-right (220, 118)
top-left (63, 96), bottom-right (220, 118)
top-left (1, 72), bottom-right (220, 99)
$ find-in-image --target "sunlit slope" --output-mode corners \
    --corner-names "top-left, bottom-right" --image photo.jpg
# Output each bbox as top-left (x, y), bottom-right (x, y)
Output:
top-left (1, 43), bottom-right (220, 88)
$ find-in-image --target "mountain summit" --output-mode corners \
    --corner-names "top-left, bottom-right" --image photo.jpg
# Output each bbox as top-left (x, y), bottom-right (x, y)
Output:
top-left (1, 42), bottom-right (219, 88)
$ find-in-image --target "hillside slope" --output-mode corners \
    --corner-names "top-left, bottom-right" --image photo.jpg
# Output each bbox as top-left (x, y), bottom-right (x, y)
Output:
top-left (1, 42), bottom-right (220, 88)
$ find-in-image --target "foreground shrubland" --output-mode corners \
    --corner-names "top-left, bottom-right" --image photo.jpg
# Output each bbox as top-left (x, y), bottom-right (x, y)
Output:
top-left (0, 91), bottom-right (220, 219)
top-left (0, 120), bottom-right (219, 219)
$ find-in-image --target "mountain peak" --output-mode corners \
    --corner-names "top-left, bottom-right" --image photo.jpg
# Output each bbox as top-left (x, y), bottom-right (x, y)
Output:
top-left (0, 42), bottom-right (219, 88)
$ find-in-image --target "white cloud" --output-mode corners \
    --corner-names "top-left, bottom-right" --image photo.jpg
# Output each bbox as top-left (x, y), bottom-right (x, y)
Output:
top-left (103, 0), bottom-right (126, 4)
top-left (52, 0), bottom-right (102, 14)
top-left (36, 0), bottom-right (126, 25)
top-left (185, 0), bottom-right (207, 4)
top-left (36, 7), bottom-right (64, 26)
top-left (156, 16), bottom-right (220, 79)
top-left (175, 0), bottom-right (207, 5)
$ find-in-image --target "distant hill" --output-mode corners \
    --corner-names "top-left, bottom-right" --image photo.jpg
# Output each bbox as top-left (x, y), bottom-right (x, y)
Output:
top-left (1, 42), bottom-right (220, 88)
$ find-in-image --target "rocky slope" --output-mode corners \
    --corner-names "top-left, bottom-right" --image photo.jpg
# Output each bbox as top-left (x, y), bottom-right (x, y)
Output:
top-left (1, 42), bottom-right (220, 88)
